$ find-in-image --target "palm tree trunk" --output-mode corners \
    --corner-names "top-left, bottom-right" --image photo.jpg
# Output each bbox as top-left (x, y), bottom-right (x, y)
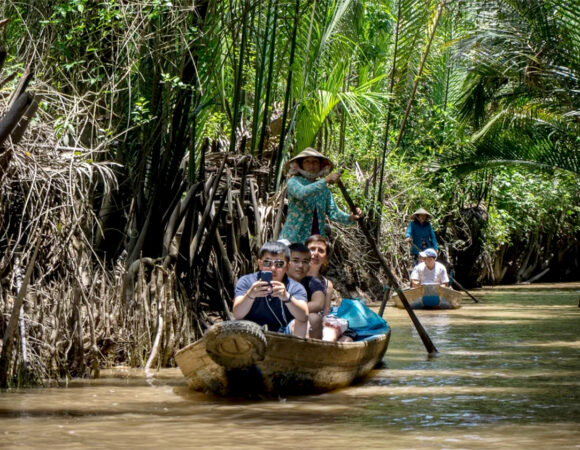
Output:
top-left (257, 0), bottom-right (279, 159)
top-left (272, 0), bottom-right (301, 189)
top-left (395, 2), bottom-right (444, 148)
top-left (375, 0), bottom-right (403, 236)
top-left (251, 0), bottom-right (273, 154)
top-left (229, 0), bottom-right (250, 154)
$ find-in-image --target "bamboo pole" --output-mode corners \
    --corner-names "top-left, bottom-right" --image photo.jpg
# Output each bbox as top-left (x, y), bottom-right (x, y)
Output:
top-left (337, 180), bottom-right (438, 355)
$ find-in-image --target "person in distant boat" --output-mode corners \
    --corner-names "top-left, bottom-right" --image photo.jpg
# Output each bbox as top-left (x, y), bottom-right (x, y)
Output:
top-left (410, 248), bottom-right (449, 287)
top-left (278, 148), bottom-right (361, 244)
top-left (233, 241), bottom-right (309, 337)
top-left (286, 243), bottom-right (326, 339)
top-left (405, 207), bottom-right (439, 265)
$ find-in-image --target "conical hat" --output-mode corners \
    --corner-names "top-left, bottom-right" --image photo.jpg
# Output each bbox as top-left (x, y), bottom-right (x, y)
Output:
top-left (412, 208), bottom-right (432, 218)
top-left (283, 147), bottom-right (334, 174)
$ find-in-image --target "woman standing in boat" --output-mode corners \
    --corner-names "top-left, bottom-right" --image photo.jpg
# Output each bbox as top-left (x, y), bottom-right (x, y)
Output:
top-left (405, 207), bottom-right (439, 265)
top-left (279, 148), bottom-right (361, 245)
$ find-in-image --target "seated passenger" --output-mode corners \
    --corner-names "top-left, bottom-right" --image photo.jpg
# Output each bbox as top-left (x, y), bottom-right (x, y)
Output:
top-left (305, 234), bottom-right (334, 315)
top-left (233, 241), bottom-right (309, 337)
top-left (286, 243), bottom-right (326, 339)
top-left (305, 235), bottom-right (352, 342)
top-left (410, 248), bottom-right (449, 287)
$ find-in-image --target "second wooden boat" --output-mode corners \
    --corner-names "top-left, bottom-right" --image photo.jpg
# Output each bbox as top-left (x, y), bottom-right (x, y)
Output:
top-left (174, 320), bottom-right (390, 397)
top-left (392, 284), bottom-right (463, 309)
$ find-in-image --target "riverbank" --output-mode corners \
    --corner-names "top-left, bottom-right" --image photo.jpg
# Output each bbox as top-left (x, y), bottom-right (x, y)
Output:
top-left (478, 281), bottom-right (580, 290)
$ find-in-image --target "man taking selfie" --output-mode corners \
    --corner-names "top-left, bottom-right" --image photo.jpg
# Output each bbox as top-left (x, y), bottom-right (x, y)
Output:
top-left (233, 241), bottom-right (309, 337)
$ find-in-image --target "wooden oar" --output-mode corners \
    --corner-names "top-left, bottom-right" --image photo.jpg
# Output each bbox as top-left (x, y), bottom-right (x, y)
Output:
top-left (336, 180), bottom-right (438, 356)
top-left (451, 277), bottom-right (480, 303)
top-left (408, 241), bottom-right (480, 303)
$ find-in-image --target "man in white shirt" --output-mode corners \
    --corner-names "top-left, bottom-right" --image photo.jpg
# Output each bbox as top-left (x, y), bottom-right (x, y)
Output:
top-left (410, 248), bottom-right (449, 287)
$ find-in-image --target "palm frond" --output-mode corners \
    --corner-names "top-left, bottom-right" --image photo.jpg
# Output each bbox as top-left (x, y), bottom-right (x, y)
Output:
top-left (294, 64), bottom-right (387, 149)
top-left (442, 0), bottom-right (580, 176)
top-left (438, 104), bottom-right (580, 175)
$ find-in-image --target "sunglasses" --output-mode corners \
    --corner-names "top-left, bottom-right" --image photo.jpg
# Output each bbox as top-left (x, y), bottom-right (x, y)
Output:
top-left (262, 259), bottom-right (286, 268)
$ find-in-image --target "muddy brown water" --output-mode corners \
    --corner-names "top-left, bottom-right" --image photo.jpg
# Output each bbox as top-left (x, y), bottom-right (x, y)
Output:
top-left (1, 283), bottom-right (579, 449)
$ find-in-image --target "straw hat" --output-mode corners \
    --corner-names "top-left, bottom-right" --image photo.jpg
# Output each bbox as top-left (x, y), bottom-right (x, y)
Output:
top-left (411, 208), bottom-right (432, 219)
top-left (283, 147), bottom-right (334, 175)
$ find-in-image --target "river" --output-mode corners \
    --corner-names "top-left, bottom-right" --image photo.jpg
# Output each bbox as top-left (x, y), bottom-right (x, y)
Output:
top-left (1, 283), bottom-right (579, 449)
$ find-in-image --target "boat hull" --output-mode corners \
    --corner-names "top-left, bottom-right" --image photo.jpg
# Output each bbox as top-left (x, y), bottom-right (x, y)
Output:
top-left (175, 325), bottom-right (390, 397)
top-left (392, 285), bottom-right (462, 309)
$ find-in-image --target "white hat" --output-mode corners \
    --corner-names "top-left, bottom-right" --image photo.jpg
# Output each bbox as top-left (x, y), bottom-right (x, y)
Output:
top-left (419, 248), bottom-right (437, 258)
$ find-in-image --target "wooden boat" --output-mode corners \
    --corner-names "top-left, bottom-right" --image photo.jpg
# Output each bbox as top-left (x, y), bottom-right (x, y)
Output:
top-left (174, 320), bottom-right (391, 397)
top-left (392, 284), bottom-right (463, 309)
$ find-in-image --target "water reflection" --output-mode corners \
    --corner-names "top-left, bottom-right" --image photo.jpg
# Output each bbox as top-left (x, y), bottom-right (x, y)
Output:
top-left (1, 283), bottom-right (579, 449)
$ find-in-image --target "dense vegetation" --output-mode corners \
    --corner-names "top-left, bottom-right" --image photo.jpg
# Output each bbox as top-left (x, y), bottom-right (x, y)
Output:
top-left (0, 0), bottom-right (578, 386)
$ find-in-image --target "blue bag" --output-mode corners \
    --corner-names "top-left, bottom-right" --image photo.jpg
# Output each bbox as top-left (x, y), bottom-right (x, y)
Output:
top-left (336, 299), bottom-right (390, 341)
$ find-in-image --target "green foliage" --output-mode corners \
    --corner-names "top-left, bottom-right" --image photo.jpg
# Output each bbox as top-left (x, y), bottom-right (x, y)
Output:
top-left (295, 67), bottom-right (387, 150)
top-left (3, 0), bottom-right (578, 275)
top-left (441, 0), bottom-right (580, 175)
top-left (483, 169), bottom-right (580, 254)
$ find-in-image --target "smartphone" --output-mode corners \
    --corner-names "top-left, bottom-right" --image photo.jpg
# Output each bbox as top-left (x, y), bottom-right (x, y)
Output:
top-left (259, 271), bottom-right (273, 284)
